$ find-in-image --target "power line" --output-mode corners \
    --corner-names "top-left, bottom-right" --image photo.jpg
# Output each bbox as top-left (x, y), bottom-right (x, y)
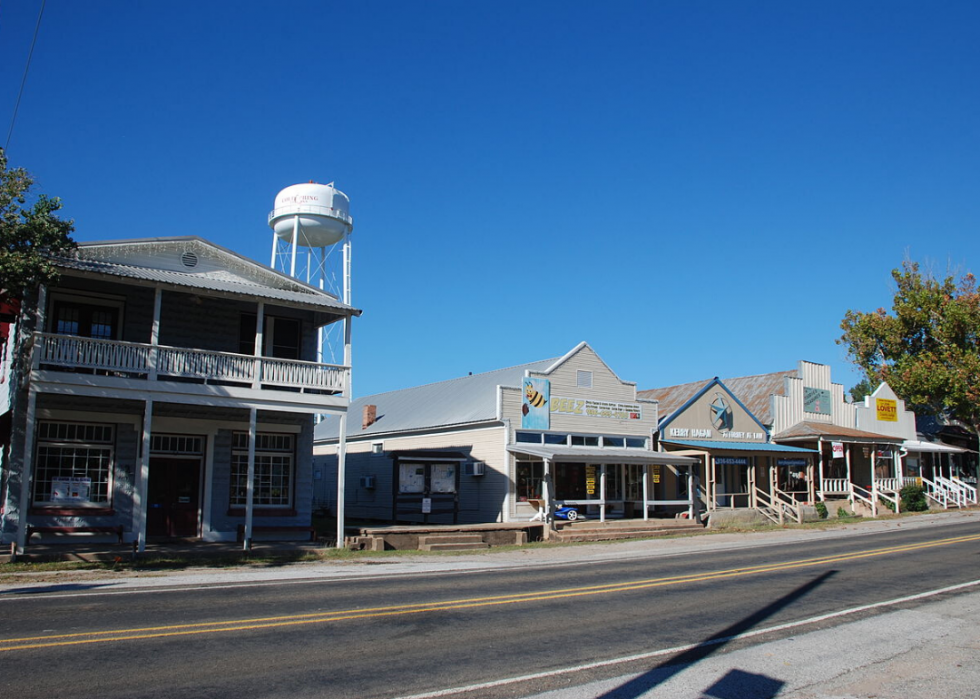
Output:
top-left (4, 0), bottom-right (47, 152)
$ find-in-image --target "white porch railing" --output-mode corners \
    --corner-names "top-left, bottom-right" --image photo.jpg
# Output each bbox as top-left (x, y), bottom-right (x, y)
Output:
top-left (874, 477), bottom-right (904, 493)
top-left (936, 476), bottom-right (977, 507)
top-left (820, 478), bottom-right (850, 495)
top-left (921, 477), bottom-right (949, 509)
top-left (34, 332), bottom-right (348, 394)
top-left (35, 333), bottom-right (151, 374)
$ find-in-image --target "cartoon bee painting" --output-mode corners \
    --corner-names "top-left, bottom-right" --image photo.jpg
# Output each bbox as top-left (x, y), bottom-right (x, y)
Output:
top-left (524, 382), bottom-right (547, 411)
top-left (522, 378), bottom-right (551, 429)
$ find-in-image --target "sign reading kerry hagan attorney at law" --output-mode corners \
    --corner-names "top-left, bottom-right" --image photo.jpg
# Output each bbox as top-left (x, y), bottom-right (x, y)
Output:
top-left (550, 396), bottom-right (642, 420)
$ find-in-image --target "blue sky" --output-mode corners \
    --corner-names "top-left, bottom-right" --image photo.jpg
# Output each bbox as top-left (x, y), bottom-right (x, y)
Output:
top-left (2, 1), bottom-right (978, 399)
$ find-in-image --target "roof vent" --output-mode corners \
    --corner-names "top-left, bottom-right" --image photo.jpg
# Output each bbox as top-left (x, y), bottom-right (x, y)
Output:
top-left (180, 251), bottom-right (199, 269)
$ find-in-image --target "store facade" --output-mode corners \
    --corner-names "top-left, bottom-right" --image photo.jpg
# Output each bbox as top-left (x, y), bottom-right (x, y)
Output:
top-left (639, 377), bottom-right (816, 522)
top-left (314, 343), bottom-right (697, 526)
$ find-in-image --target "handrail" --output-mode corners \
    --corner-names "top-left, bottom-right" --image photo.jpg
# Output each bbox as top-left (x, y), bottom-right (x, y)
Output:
top-left (772, 487), bottom-right (804, 523)
top-left (753, 487), bottom-right (783, 524)
top-left (851, 483), bottom-right (878, 517)
top-left (952, 477), bottom-right (978, 505)
top-left (921, 477), bottom-right (949, 509)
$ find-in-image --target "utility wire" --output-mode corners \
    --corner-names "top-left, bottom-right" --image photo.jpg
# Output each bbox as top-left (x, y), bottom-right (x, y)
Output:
top-left (4, 0), bottom-right (47, 152)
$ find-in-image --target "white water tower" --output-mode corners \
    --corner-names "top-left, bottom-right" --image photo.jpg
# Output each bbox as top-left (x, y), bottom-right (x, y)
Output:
top-left (269, 181), bottom-right (353, 368)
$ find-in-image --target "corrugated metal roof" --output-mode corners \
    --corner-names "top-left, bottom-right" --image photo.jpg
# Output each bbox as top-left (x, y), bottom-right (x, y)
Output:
top-left (718, 371), bottom-right (795, 425)
top-left (52, 238), bottom-right (359, 315)
top-left (663, 440), bottom-right (817, 453)
top-left (773, 421), bottom-right (903, 443)
top-left (314, 358), bottom-right (559, 441)
top-left (507, 444), bottom-right (699, 466)
top-left (637, 379), bottom-right (712, 417)
top-left (640, 370), bottom-right (794, 426)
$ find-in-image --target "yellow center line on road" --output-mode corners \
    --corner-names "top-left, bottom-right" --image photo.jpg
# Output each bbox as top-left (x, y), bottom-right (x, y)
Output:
top-left (2, 532), bottom-right (978, 653)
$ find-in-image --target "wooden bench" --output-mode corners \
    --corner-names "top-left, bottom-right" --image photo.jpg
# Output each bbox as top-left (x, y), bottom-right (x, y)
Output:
top-left (236, 525), bottom-right (317, 543)
top-left (27, 525), bottom-right (125, 544)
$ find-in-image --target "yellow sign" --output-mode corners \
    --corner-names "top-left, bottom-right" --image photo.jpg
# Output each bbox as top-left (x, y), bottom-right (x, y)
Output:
top-left (652, 465), bottom-right (661, 484)
top-left (876, 398), bottom-right (898, 422)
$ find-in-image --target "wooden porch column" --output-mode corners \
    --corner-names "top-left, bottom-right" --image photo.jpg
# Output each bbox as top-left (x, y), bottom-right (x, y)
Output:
top-left (688, 464), bottom-right (697, 519)
top-left (335, 412), bottom-right (347, 549)
top-left (642, 464), bottom-right (649, 521)
top-left (148, 287), bottom-right (162, 380)
top-left (135, 399), bottom-right (153, 553)
top-left (251, 302), bottom-right (265, 390)
top-left (243, 408), bottom-right (257, 551)
top-left (599, 464), bottom-right (606, 523)
top-left (14, 386), bottom-right (39, 556)
top-left (816, 437), bottom-right (825, 501)
top-left (708, 456), bottom-right (717, 511)
top-left (542, 458), bottom-right (553, 539)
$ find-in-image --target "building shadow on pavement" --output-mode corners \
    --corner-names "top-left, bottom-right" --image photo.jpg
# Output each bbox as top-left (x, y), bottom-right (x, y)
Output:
top-left (595, 570), bottom-right (837, 699)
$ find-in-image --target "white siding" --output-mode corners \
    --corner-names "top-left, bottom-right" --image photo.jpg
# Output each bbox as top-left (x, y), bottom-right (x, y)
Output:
top-left (315, 426), bottom-right (508, 523)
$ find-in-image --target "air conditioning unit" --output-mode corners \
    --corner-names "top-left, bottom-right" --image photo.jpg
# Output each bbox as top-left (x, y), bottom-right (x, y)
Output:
top-left (359, 475), bottom-right (376, 489)
top-left (464, 462), bottom-right (485, 477)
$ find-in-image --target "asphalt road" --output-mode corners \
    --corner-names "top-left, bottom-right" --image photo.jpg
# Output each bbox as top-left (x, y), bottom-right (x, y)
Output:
top-left (1, 516), bottom-right (979, 699)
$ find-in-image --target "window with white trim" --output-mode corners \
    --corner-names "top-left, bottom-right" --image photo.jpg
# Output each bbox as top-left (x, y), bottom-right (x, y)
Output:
top-left (230, 432), bottom-right (295, 507)
top-left (33, 422), bottom-right (115, 507)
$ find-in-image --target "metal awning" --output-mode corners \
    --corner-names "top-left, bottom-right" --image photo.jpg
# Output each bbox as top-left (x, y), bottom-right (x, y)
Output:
top-left (507, 444), bottom-right (699, 466)
top-left (903, 440), bottom-right (969, 454)
top-left (663, 440), bottom-right (817, 453)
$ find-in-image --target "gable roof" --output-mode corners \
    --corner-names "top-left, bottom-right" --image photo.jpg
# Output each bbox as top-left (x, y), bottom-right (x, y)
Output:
top-left (314, 357), bottom-right (559, 441)
top-left (652, 377), bottom-right (769, 435)
top-left (637, 379), bottom-right (710, 417)
top-left (53, 237), bottom-right (360, 316)
top-left (315, 342), bottom-right (615, 442)
top-left (640, 370), bottom-right (795, 427)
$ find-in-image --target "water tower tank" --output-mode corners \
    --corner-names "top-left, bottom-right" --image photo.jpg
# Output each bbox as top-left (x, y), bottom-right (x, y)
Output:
top-left (268, 182), bottom-right (353, 247)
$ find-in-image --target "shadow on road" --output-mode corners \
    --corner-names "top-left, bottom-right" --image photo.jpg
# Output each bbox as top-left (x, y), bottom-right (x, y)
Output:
top-left (594, 570), bottom-right (837, 699)
top-left (0, 582), bottom-right (116, 596)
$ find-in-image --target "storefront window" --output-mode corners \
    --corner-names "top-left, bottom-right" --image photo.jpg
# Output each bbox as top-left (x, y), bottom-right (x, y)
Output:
top-left (230, 433), bottom-right (294, 507)
top-left (33, 422), bottom-right (114, 507)
top-left (516, 460), bottom-right (544, 501)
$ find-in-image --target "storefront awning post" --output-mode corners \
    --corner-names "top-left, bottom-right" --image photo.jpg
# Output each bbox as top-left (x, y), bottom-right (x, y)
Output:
top-left (689, 465), bottom-right (699, 520)
top-left (599, 465), bottom-right (606, 523)
top-left (817, 437), bottom-right (825, 501)
top-left (243, 408), bottom-right (257, 551)
top-left (542, 458), bottom-right (553, 537)
top-left (642, 464), bottom-right (649, 521)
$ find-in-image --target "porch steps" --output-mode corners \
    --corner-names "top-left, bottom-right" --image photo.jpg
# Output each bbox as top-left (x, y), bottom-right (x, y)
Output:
top-left (552, 519), bottom-right (703, 543)
top-left (417, 534), bottom-right (490, 552)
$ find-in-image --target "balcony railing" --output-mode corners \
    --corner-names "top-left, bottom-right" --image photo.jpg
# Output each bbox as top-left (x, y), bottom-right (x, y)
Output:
top-left (34, 332), bottom-right (348, 394)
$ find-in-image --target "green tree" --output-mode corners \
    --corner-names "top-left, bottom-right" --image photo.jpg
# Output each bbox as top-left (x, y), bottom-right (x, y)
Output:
top-left (848, 377), bottom-right (876, 403)
top-left (838, 259), bottom-right (980, 441)
top-left (0, 149), bottom-right (76, 296)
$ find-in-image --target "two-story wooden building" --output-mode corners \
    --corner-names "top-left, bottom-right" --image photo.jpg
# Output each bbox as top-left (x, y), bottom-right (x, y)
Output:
top-left (0, 236), bottom-right (358, 554)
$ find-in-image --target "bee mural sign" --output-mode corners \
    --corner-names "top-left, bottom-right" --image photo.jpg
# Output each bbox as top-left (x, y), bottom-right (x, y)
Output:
top-left (522, 378), bottom-right (550, 430)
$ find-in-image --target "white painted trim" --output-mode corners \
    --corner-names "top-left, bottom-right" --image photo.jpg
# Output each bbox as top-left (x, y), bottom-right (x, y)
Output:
top-left (202, 429), bottom-right (216, 538)
top-left (34, 410), bottom-right (302, 435)
top-left (30, 374), bottom-right (349, 414)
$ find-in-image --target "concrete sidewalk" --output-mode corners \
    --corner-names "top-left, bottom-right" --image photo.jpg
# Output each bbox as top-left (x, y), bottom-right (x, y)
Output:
top-left (520, 587), bottom-right (980, 699)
